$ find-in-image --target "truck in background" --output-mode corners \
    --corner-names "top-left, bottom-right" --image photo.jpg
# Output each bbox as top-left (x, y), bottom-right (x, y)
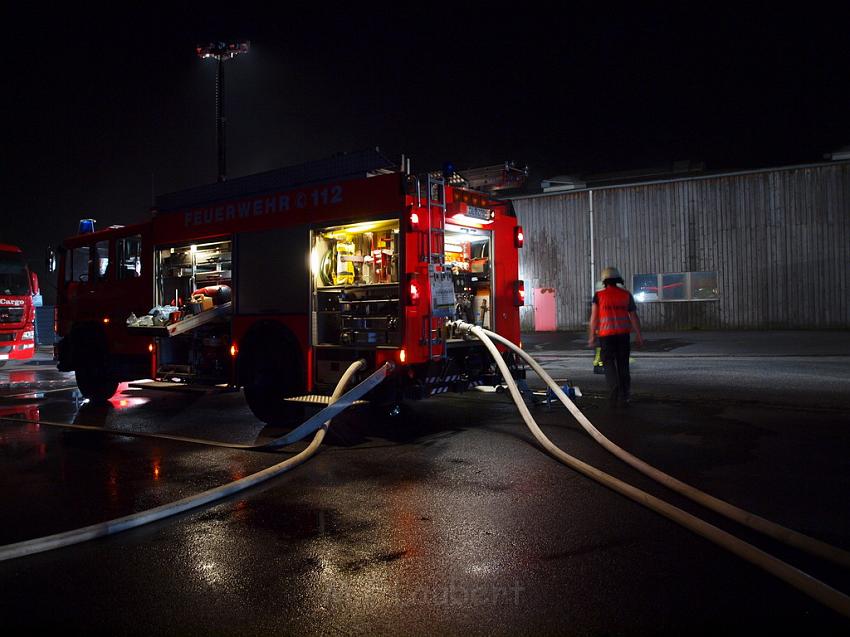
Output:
top-left (0, 244), bottom-right (38, 366)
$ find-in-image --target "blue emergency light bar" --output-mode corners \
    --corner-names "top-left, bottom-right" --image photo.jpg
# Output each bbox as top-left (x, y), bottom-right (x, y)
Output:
top-left (78, 219), bottom-right (96, 234)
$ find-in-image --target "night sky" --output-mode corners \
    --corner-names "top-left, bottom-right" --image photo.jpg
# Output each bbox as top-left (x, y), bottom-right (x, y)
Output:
top-left (3, 4), bottom-right (849, 280)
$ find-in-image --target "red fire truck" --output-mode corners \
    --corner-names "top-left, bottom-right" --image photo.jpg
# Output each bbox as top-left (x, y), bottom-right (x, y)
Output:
top-left (0, 244), bottom-right (39, 367)
top-left (53, 151), bottom-right (524, 424)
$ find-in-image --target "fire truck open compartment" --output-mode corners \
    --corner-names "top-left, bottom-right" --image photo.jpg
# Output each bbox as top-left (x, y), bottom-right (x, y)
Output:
top-left (152, 239), bottom-right (233, 383)
top-left (309, 214), bottom-right (496, 387)
top-left (311, 218), bottom-right (400, 340)
top-left (310, 218), bottom-right (400, 386)
top-left (443, 223), bottom-right (493, 337)
top-left (156, 239), bottom-right (232, 306)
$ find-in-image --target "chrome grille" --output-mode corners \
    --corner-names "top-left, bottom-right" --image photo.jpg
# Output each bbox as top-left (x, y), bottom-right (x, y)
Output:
top-left (0, 307), bottom-right (24, 323)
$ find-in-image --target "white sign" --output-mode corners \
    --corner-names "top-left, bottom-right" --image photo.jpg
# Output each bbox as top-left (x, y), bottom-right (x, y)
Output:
top-left (464, 205), bottom-right (493, 221)
top-left (430, 266), bottom-right (456, 318)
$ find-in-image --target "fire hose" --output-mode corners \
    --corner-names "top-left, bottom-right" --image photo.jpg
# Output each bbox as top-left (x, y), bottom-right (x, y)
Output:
top-left (448, 320), bottom-right (850, 618)
top-left (0, 359), bottom-right (382, 562)
top-left (2, 330), bottom-right (848, 615)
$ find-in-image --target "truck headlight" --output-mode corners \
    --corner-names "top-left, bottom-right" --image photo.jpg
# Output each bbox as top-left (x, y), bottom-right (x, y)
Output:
top-left (22, 330), bottom-right (35, 340)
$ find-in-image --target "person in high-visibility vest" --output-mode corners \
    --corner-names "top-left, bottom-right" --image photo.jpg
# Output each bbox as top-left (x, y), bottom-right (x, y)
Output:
top-left (587, 267), bottom-right (644, 407)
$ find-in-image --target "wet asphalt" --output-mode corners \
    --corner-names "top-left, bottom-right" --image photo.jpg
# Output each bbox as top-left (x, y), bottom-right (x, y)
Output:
top-left (0, 339), bottom-right (849, 635)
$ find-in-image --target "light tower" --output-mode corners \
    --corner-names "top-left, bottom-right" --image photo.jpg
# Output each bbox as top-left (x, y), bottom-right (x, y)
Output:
top-left (196, 40), bottom-right (250, 183)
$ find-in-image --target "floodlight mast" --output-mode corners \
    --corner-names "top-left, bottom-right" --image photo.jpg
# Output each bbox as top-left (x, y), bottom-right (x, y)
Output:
top-left (195, 41), bottom-right (250, 183)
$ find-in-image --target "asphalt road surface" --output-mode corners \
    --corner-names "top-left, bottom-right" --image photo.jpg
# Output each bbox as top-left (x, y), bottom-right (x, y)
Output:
top-left (0, 340), bottom-right (849, 635)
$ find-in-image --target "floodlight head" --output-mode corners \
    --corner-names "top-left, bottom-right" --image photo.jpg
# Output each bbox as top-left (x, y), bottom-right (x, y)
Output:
top-left (196, 40), bottom-right (250, 60)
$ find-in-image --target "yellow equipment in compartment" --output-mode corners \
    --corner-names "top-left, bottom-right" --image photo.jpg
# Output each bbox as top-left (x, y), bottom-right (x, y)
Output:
top-left (334, 239), bottom-right (356, 286)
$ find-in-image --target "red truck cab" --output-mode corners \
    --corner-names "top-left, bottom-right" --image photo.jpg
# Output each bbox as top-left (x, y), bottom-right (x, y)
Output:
top-left (54, 223), bottom-right (153, 399)
top-left (0, 244), bottom-right (38, 366)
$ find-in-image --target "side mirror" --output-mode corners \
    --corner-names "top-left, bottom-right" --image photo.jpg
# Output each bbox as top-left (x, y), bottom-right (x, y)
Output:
top-left (30, 271), bottom-right (40, 296)
top-left (46, 245), bottom-right (57, 273)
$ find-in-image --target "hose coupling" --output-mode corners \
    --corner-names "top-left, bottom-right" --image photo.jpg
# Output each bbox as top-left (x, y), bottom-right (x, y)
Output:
top-left (449, 320), bottom-right (475, 337)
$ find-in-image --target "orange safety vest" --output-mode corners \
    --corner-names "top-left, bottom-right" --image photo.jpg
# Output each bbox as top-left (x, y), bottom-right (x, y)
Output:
top-left (596, 286), bottom-right (634, 336)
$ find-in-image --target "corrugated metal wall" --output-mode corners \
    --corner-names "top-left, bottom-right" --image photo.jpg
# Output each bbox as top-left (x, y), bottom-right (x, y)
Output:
top-left (35, 305), bottom-right (56, 345)
top-left (514, 161), bottom-right (850, 330)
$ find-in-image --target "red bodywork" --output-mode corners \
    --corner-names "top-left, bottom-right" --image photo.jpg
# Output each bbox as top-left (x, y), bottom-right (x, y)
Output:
top-left (0, 244), bottom-right (37, 363)
top-left (55, 172), bottom-right (522, 393)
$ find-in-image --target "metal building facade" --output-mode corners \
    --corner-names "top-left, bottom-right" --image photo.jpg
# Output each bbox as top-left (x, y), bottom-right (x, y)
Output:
top-left (513, 161), bottom-right (850, 330)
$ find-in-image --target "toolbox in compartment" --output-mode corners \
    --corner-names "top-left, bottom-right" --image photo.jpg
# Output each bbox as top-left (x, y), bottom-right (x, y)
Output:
top-left (314, 283), bottom-right (401, 347)
top-left (335, 284), bottom-right (401, 347)
top-left (341, 315), bottom-right (397, 330)
top-left (155, 323), bottom-right (231, 384)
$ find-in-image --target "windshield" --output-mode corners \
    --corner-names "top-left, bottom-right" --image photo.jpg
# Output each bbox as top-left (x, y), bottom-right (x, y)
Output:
top-left (0, 252), bottom-right (30, 296)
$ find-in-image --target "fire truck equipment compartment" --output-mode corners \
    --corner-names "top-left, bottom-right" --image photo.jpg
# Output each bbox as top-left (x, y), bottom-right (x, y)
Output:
top-left (311, 219), bottom-right (402, 349)
top-left (157, 240), bottom-right (232, 310)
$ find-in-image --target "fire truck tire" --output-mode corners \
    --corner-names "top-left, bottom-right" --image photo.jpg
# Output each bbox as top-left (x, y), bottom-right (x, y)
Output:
top-left (71, 326), bottom-right (118, 403)
top-left (75, 366), bottom-right (118, 403)
top-left (239, 321), bottom-right (305, 427)
top-left (0, 361), bottom-right (6, 369)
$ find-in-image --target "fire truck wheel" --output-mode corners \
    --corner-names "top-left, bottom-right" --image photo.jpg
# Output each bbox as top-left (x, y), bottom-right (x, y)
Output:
top-left (0, 361), bottom-right (6, 368)
top-left (244, 383), bottom-right (304, 427)
top-left (72, 326), bottom-right (118, 403)
top-left (240, 322), bottom-right (305, 427)
top-left (75, 365), bottom-right (118, 403)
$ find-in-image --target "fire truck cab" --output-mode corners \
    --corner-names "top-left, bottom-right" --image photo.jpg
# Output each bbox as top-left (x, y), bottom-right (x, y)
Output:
top-left (54, 151), bottom-right (524, 423)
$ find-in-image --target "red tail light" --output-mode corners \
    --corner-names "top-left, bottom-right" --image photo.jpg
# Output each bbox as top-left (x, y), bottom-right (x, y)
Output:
top-left (407, 275), bottom-right (421, 305)
top-left (514, 280), bottom-right (525, 306)
top-left (514, 225), bottom-right (524, 248)
top-left (409, 208), bottom-right (421, 231)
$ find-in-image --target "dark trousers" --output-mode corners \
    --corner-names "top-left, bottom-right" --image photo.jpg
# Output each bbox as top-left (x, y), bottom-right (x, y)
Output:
top-left (599, 333), bottom-right (631, 402)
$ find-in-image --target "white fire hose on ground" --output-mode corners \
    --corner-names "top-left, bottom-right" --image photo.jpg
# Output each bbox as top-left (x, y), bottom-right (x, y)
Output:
top-left (482, 326), bottom-right (850, 568)
top-left (449, 320), bottom-right (850, 618)
top-left (0, 359), bottom-right (373, 562)
top-left (2, 330), bottom-right (849, 616)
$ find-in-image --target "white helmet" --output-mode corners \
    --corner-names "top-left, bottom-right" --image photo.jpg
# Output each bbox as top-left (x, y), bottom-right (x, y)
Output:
top-left (601, 267), bottom-right (622, 281)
